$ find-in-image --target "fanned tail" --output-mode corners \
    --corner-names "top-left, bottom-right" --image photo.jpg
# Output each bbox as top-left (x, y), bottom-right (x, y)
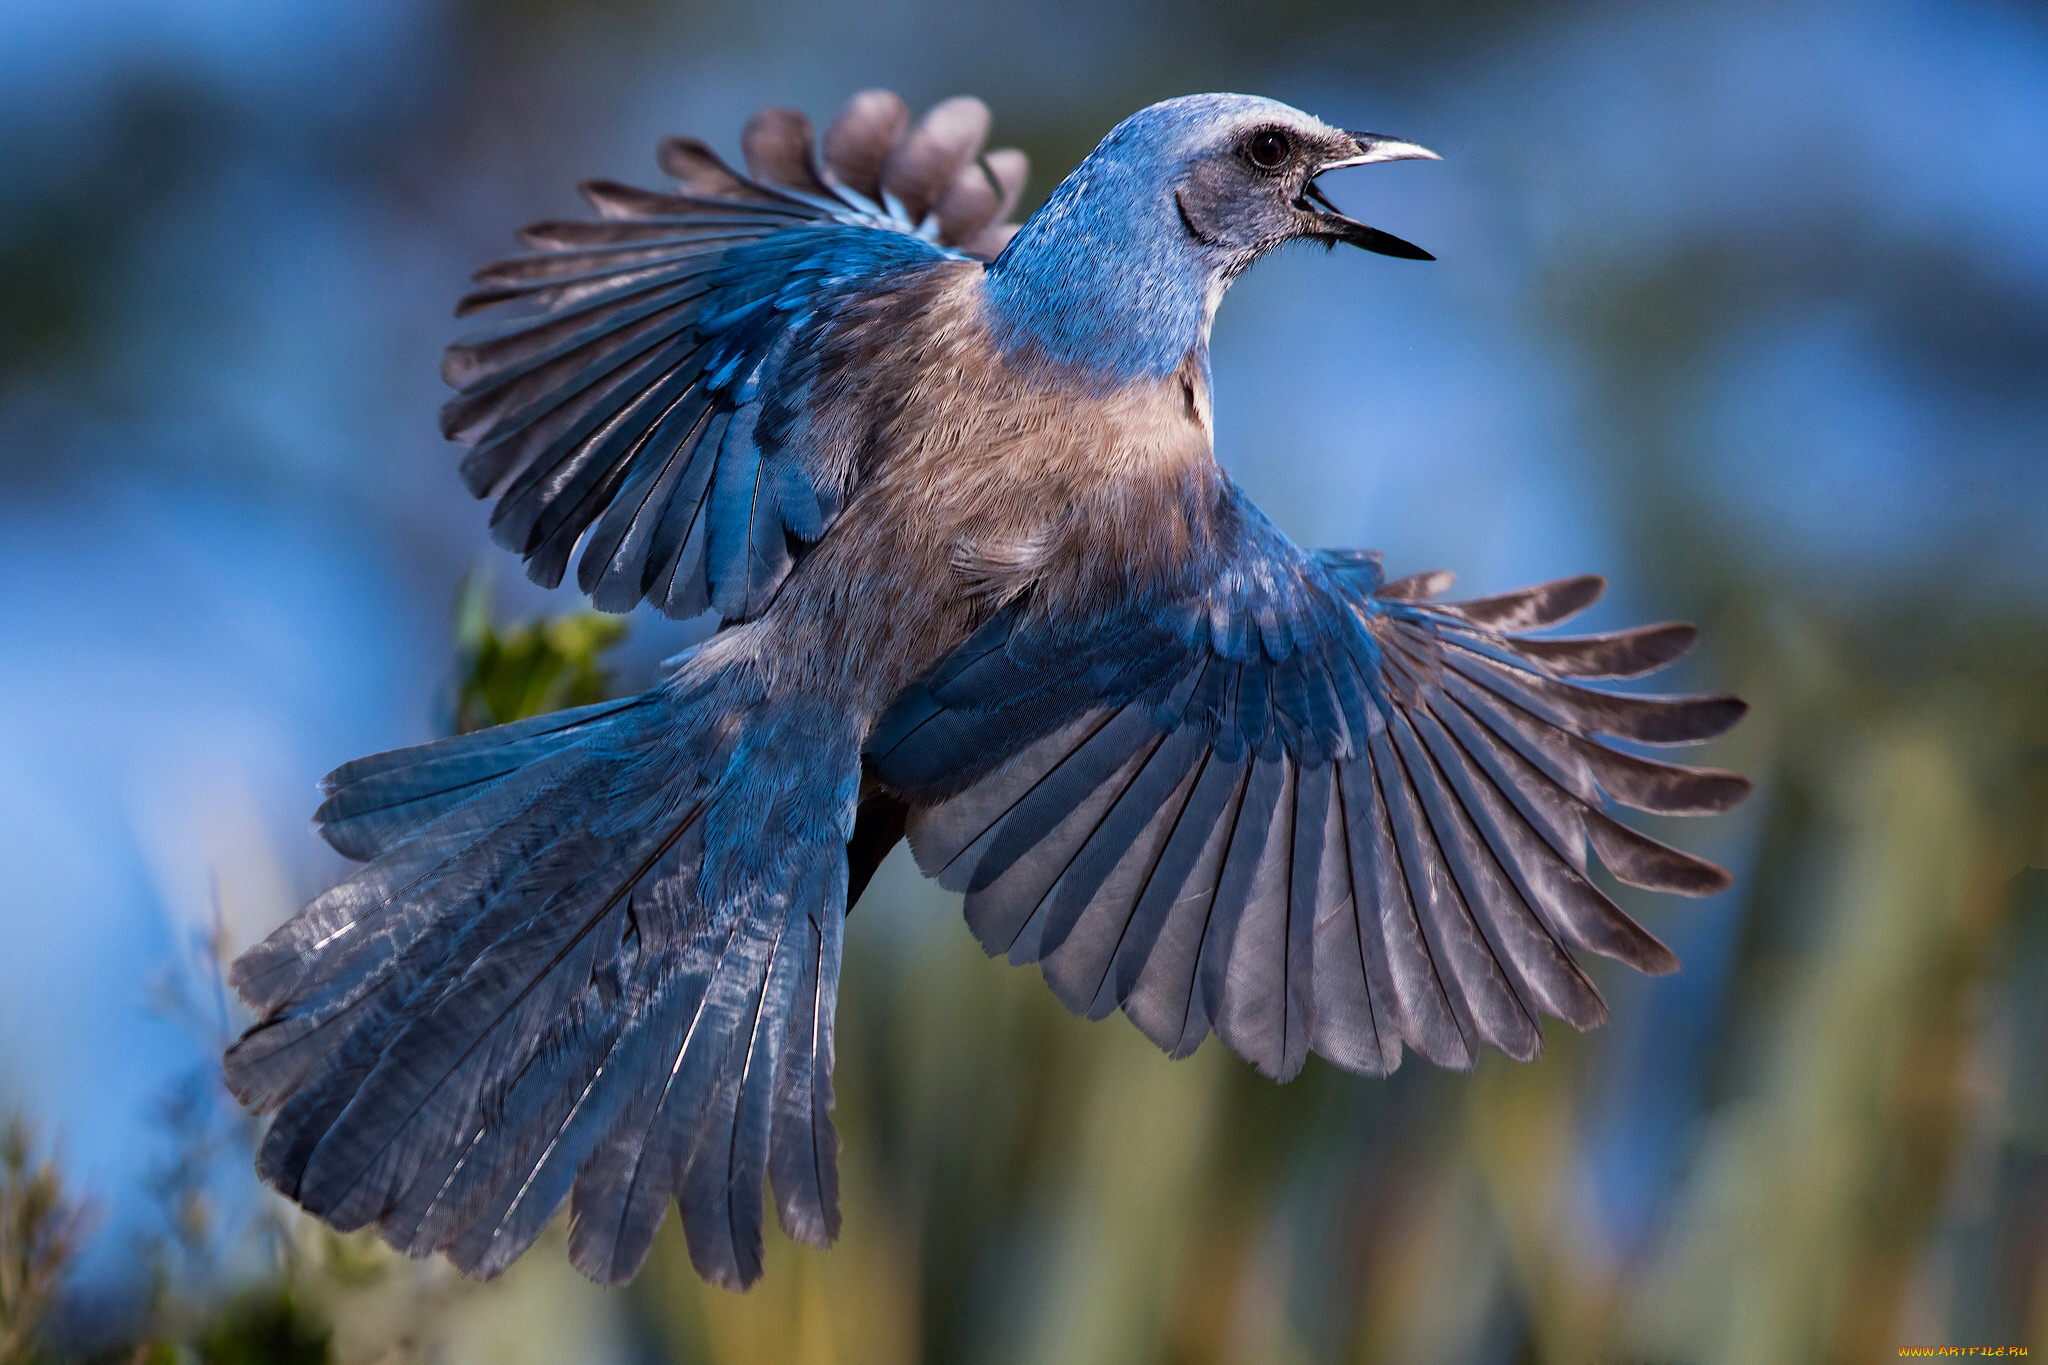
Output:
top-left (225, 671), bottom-right (858, 1288)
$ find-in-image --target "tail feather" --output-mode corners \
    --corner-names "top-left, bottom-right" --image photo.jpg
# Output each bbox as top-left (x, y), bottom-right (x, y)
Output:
top-left (226, 676), bottom-right (859, 1289)
top-left (460, 929), bottom-right (717, 1279)
top-left (228, 752), bottom-right (630, 1129)
top-left (315, 698), bottom-right (647, 860)
top-left (402, 826), bottom-right (711, 1277)
top-left (767, 896), bottom-right (842, 1247)
top-left (678, 868), bottom-right (827, 1288)
top-left (290, 824), bottom-right (672, 1233)
top-left (565, 911), bottom-right (753, 1285)
top-left (230, 742), bottom-right (600, 1022)
top-left (381, 992), bottom-right (623, 1260)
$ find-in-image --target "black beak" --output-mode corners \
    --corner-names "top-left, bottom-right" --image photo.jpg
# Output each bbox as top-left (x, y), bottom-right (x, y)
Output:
top-left (1298, 131), bottom-right (1440, 261)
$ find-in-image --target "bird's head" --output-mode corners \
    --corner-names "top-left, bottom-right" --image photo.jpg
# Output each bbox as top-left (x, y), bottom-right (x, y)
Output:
top-left (1091, 94), bottom-right (1438, 275)
top-left (985, 93), bottom-right (1437, 380)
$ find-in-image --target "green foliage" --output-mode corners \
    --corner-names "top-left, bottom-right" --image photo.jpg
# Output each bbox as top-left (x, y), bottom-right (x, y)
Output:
top-left (450, 569), bottom-right (629, 733)
top-left (190, 1293), bottom-right (329, 1365)
top-left (0, 1114), bottom-right (338, 1365)
top-left (0, 1119), bottom-right (89, 1365)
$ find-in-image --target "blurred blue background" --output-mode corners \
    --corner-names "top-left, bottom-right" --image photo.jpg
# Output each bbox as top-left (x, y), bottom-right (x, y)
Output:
top-left (2, 1), bottom-right (2046, 1361)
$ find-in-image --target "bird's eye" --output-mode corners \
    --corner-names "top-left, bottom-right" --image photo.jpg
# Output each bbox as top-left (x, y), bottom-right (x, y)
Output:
top-left (1244, 129), bottom-right (1292, 172)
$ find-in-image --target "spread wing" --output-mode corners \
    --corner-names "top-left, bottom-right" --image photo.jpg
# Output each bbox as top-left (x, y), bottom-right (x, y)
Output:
top-left (442, 91), bottom-right (1029, 621)
top-left (867, 487), bottom-right (1749, 1080)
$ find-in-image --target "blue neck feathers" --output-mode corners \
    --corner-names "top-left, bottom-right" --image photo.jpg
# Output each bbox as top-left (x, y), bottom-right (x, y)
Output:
top-left (980, 107), bottom-right (1232, 386)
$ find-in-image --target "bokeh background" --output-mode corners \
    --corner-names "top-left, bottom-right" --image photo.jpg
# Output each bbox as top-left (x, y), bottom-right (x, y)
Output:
top-left (3, 0), bottom-right (2046, 1361)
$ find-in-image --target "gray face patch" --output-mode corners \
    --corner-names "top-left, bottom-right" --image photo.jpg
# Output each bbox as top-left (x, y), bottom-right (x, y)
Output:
top-left (1167, 112), bottom-right (1436, 270)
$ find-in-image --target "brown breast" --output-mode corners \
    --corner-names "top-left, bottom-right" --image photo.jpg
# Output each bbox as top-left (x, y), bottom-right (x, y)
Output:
top-left (699, 270), bottom-right (1223, 715)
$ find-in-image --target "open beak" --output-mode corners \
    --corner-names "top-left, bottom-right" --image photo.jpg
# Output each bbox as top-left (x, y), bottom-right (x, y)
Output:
top-left (1298, 131), bottom-right (1440, 261)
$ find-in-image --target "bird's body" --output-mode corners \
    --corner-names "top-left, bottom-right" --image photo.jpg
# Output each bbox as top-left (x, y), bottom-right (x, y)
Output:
top-left (693, 261), bottom-right (1215, 710)
top-left (225, 90), bottom-right (1749, 1292)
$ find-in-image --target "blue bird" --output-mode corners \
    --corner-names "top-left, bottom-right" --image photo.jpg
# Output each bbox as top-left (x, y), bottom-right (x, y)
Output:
top-left (224, 90), bottom-right (1749, 1290)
